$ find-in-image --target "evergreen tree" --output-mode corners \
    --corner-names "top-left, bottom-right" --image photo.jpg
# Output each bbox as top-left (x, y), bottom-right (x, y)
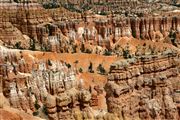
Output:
top-left (97, 64), bottom-right (106, 75)
top-left (88, 62), bottom-right (94, 73)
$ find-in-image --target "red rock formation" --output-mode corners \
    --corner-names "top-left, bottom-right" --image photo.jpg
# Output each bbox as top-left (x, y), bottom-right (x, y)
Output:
top-left (105, 54), bottom-right (180, 120)
top-left (0, 1), bottom-right (180, 120)
top-left (0, 1), bottom-right (179, 52)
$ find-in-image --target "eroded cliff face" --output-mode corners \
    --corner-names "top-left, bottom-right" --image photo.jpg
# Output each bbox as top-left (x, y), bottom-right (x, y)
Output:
top-left (105, 53), bottom-right (180, 120)
top-left (1, 45), bottom-right (179, 120)
top-left (0, 2), bottom-right (180, 53)
top-left (24, 15), bottom-right (180, 50)
top-left (0, 2), bottom-right (80, 50)
top-left (0, 1), bottom-right (180, 120)
top-left (0, 46), bottom-right (109, 120)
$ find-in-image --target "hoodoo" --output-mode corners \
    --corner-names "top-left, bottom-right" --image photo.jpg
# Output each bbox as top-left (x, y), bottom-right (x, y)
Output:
top-left (0, 0), bottom-right (180, 120)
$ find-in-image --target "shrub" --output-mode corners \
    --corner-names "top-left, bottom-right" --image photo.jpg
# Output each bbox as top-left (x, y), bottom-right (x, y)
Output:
top-left (80, 43), bottom-right (85, 52)
top-left (132, 31), bottom-right (136, 38)
top-left (42, 105), bottom-right (48, 115)
top-left (74, 60), bottom-right (79, 64)
top-left (104, 49), bottom-right (112, 56)
top-left (65, 63), bottom-right (71, 68)
top-left (79, 68), bottom-right (83, 73)
top-left (100, 11), bottom-right (108, 15)
top-left (41, 45), bottom-right (50, 52)
top-left (143, 43), bottom-right (146, 47)
top-left (15, 42), bottom-right (22, 49)
top-left (72, 45), bottom-right (77, 53)
top-left (88, 62), bottom-right (94, 73)
top-left (123, 44), bottom-right (131, 59)
top-left (97, 64), bottom-right (106, 75)
top-left (42, 2), bottom-right (60, 9)
top-left (34, 100), bottom-right (41, 110)
top-left (169, 30), bottom-right (178, 47)
top-left (48, 59), bottom-right (52, 66)
top-left (85, 49), bottom-right (92, 54)
top-left (14, 0), bottom-right (19, 3)
top-left (123, 49), bottom-right (131, 59)
top-left (33, 111), bottom-right (39, 116)
top-left (171, 39), bottom-right (178, 47)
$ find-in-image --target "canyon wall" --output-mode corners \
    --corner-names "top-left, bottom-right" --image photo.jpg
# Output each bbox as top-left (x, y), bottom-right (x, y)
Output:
top-left (0, 44), bottom-right (180, 120)
top-left (105, 53), bottom-right (180, 120)
top-left (0, 2), bottom-right (180, 52)
top-left (35, 15), bottom-right (180, 51)
top-left (0, 1), bottom-right (180, 120)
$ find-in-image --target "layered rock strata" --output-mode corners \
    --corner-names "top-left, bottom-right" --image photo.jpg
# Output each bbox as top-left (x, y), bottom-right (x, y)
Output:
top-left (0, 2), bottom-right (180, 52)
top-left (105, 53), bottom-right (180, 120)
top-left (21, 15), bottom-right (180, 52)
